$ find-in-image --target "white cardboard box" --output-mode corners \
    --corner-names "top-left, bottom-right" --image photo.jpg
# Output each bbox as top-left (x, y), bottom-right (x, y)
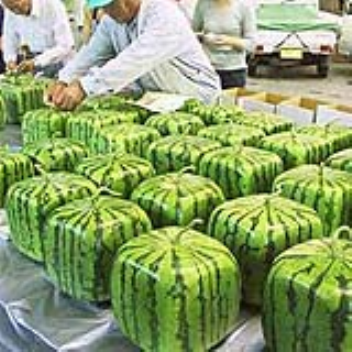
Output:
top-left (276, 97), bottom-right (329, 126)
top-left (239, 92), bottom-right (290, 113)
top-left (316, 104), bottom-right (352, 126)
top-left (220, 88), bottom-right (259, 107)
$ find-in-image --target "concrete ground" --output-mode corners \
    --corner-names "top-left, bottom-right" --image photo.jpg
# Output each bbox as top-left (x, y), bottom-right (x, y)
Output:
top-left (246, 59), bottom-right (352, 106)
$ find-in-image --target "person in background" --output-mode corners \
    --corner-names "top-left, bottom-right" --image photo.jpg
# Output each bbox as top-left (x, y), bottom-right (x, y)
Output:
top-left (67, 0), bottom-right (104, 48)
top-left (2, 0), bottom-right (75, 77)
top-left (47, 0), bottom-right (221, 111)
top-left (0, 5), bottom-right (5, 73)
top-left (176, 0), bottom-right (197, 22)
top-left (81, 7), bottom-right (105, 44)
top-left (192, 0), bottom-right (256, 89)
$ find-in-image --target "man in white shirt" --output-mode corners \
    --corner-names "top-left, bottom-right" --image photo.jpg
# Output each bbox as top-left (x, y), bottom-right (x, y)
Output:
top-left (47, 0), bottom-right (221, 110)
top-left (2, 0), bottom-right (75, 77)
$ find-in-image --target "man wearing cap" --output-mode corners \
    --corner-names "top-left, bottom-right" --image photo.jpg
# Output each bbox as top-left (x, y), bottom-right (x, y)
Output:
top-left (47, 0), bottom-right (221, 110)
top-left (2, 0), bottom-right (75, 77)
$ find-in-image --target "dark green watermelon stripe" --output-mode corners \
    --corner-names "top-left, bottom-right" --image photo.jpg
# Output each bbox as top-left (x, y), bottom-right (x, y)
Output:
top-left (275, 208), bottom-right (309, 245)
top-left (120, 249), bottom-right (164, 346)
top-left (264, 260), bottom-right (314, 352)
top-left (132, 186), bottom-right (169, 226)
top-left (190, 248), bottom-right (220, 345)
top-left (191, 247), bottom-right (234, 342)
top-left (146, 251), bottom-right (167, 350)
top-left (92, 210), bottom-right (107, 300)
top-left (170, 247), bottom-right (191, 351)
top-left (57, 207), bottom-right (92, 295)
top-left (191, 260), bottom-right (208, 348)
top-left (330, 275), bottom-right (350, 352)
top-left (21, 184), bottom-right (51, 254)
top-left (300, 260), bottom-right (335, 351)
top-left (286, 264), bottom-right (315, 352)
top-left (223, 206), bottom-right (264, 251)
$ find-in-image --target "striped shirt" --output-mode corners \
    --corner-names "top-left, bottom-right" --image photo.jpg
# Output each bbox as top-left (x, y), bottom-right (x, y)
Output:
top-left (3, 0), bottom-right (75, 67)
top-left (59, 0), bottom-right (221, 103)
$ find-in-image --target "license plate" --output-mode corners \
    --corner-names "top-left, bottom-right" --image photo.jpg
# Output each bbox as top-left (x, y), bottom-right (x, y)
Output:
top-left (280, 48), bottom-right (303, 60)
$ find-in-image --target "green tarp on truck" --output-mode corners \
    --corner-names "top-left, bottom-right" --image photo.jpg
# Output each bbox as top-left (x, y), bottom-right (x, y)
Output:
top-left (257, 3), bottom-right (340, 32)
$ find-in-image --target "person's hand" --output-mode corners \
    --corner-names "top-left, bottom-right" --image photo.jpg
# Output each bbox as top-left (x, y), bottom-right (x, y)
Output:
top-left (203, 33), bottom-right (243, 50)
top-left (46, 81), bottom-right (68, 104)
top-left (216, 35), bottom-right (244, 50)
top-left (49, 80), bottom-right (87, 111)
top-left (17, 59), bottom-right (35, 73)
top-left (202, 33), bottom-right (223, 45)
top-left (6, 61), bottom-right (18, 73)
top-left (223, 35), bottom-right (244, 50)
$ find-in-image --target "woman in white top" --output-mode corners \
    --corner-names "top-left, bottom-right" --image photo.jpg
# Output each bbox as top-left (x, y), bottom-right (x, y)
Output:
top-left (193, 0), bottom-right (256, 88)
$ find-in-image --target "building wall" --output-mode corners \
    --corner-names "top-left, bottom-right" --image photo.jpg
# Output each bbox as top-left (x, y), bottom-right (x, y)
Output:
top-left (320, 0), bottom-right (343, 13)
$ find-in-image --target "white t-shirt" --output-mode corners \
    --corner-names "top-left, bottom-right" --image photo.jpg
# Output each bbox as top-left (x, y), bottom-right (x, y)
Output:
top-left (193, 0), bottom-right (257, 70)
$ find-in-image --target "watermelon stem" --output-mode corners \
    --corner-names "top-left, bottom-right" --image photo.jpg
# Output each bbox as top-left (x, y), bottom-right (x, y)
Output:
top-left (182, 124), bottom-right (192, 136)
top-left (325, 118), bottom-right (340, 133)
top-left (290, 128), bottom-right (298, 141)
top-left (177, 166), bottom-right (195, 177)
top-left (51, 131), bottom-right (64, 140)
top-left (264, 192), bottom-right (280, 208)
top-left (86, 187), bottom-right (121, 208)
top-left (274, 184), bottom-right (284, 197)
top-left (332, 226), bottom-right (352, 241)
top-left (111, 152), bottom-right (125, 161)
top-left (173, 219), bottom-right (203, 243)
top-left (218, 116), bottom-right (234, 125)
top-left (96, 186), bottom-right (121, 199)
top-left (234, 143), bottom-right (244, 155)
top-left (34, 163), bottom-right (48, 176)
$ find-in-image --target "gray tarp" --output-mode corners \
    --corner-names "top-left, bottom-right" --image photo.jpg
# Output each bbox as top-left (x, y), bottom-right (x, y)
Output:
top-left (0, 218), bottom-right (264, 351)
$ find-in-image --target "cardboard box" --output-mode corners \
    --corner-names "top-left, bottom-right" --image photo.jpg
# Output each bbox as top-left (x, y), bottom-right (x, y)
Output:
top-left (239, 92), bottom-right (290, 113)
top-left (220, 88), bottom-right (259, 106)
top-left (316, 104), bottom-right (352, 126)
top-left (276, 97), bottom-right (329, 126)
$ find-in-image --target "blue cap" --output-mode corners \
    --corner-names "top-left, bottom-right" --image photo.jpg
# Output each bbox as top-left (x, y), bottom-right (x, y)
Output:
top-left (86, 0), bottom-right (113, 9)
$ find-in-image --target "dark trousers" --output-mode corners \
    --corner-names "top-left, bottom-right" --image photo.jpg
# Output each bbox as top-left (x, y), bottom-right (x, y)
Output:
top-left (34, 62), bottom-right (64, 78)
top-left (216, 69), bottom-right (247, 89)
top-left (0, 54), bottom-right (5, 74)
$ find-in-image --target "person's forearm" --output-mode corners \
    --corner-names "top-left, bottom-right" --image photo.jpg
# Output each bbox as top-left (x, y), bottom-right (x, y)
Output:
top-left (227, 35), bottom-right (246, 50)
top-left (59, 43), bottom-right (113, 84)
top-left (3, 31), bottom-right (18, 63)
top-left (79, 18), bottom-right (191, 96)
top-left (59, 19), bottom-right (115, 84)
top-left (79, 36), bottom-right (184, 96)
top-left (242, 6), bottom-right (257, 52)
top-left (34, 45), bottom-right (74, 68)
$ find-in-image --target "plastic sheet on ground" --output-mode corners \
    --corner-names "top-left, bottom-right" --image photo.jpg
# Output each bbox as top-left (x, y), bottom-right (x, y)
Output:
top-left (0, 211), bottom-right (265, 352)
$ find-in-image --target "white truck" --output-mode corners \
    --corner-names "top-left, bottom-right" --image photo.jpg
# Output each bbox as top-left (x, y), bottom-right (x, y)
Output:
top-left (248, 0), bottom-right (341, 77)
top-left (338, 0), bottom-right (352, 57)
